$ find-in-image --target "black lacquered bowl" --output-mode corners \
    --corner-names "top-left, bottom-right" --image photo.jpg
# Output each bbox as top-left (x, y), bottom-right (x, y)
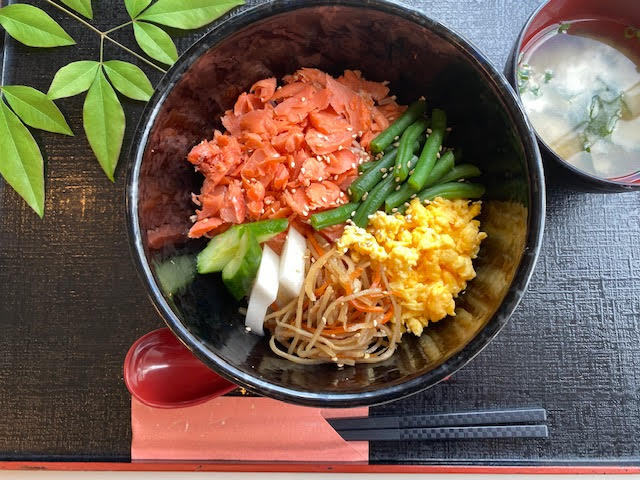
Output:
top-left (126, 0), bottom-right (545, 407)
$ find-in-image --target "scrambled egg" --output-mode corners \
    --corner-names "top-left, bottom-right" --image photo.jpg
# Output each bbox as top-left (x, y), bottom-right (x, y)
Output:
top-left (337, 198), bottom-right (487, 336)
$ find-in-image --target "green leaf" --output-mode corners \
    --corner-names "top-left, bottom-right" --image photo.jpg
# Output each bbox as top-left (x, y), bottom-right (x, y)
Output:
top-left (0, 4), bottom-right (75, 48)
top-left (1, 86), bottom-right (72, 136)
top-left (133, 21), bottom-right (177, 65)
top-left (59, 0), bottom-right (93, 19)
top-left (102, 60), bottom-right (154, 101)
top-left (83, 70), bottom-right (125, 181)
top-left (125, 0), bottom-right (152, 19)
top-left (0, 101), bottom-right (44, 217)
top-left (137, 0), bottom-right (244, 29)
top-left (48, 61), bottom-right (100, 99)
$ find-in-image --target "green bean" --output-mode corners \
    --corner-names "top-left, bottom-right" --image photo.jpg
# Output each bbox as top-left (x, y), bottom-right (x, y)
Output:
top-left (358, 140), bottom-right (420, 173)
top-left (369, 99), bottom-right (427, 153)
top-left (384, 182), bottom-right (415, 213)
top-left (394, 118), bottom-right (428, 182)
top-left (350, 140), bottom-right (421, 201)
top-left (310, 203), bottom-right (360, 230)
top-left (408, 108), bottom-right (446, 190)
top-left (352, 175), bottom-right (396, 228)
top-left (358, 158), bottom-right (381, 174)
top-left (437, 164), bottom-right (481, 184)
top-left (355, 155), bottom-right (419, 224)
top-left (385, 150), bottom-right (455, 212)
top-left (349, 149), bottom-right (398, 201)
top-left (397, 182), bottom-right (485, 214)
top-left (422, 150), bottom-right (455, 188)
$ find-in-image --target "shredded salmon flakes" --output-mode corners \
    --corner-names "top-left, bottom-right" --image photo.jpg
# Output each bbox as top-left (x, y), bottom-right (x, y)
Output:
top-left (186, 68), bottom-right (406, 245)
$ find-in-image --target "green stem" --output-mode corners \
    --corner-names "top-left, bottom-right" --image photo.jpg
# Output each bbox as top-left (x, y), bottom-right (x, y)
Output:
top-left (103, 36), bottom-right (167, 73)
top-left (104, 21), bottom-right (133, 35)
top-left (43, 0), bottom-right (102, 35)
top-left (99, 35), bottom-right (104, 63)
top-left (43, 0), bottom-right (168, 74)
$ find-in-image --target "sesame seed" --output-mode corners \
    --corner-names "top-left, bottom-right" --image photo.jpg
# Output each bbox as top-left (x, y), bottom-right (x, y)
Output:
top-left (362, 192), bottom-right (369, 200)
top-left (331, 356), bottom-right (338, 362)
top-left (409, 169), bottom-right (415, 175)
top-left (410, 194), bottom-right (417, 199)
top-left (189, 214), bottom-right (197, 223)
top-left (352, 133), bottom-right (358, 139)
top-left (446, 127), bottom-right (452, 132)
top-left (358, 131), bottom-right (363, 136)
top-left (351, 211), bottom-right (356, 217)
top-left (338, 145), bottom-right (343, 150)
top-left (321, 196), bottom-right (327, 202)
top-left (426, 128), bottom-right (433, 134)
top-left (351, 163), bottom-right (356, 169)
top-left (290, 162), bottom-right (295, 168)
top-left (346, 127), bottom-right (353, 131)
top-left (273, 152), bottom-right (280, 157)
top-left (390, 95), bottom-right (397, 100)
top-left (380, 167), bottom-right (387, 173)
top-left (395, 185), bottom-right (401, 191)
top-left (245, 326), bottom-right (252, 332)
top-left (382, 80), bottom-right (390, 85)
top-left (393, 135), bottom-right (399, 141)
top-left (348, 188), bottom-right (352, 195)
top-left (439, 145), bottom-right (443, 152)
top-left (373, 320), bottom-right (378, 327)
top-left (318, 177), bottom-right (323, 181)
top-left (301, 167), bottom-right (306, 174)
top-left (291, 188), bottom-right (296, 193)
top-left (301, 97), bottom-right (306, 102)
top-left (393, 142), bottom-right (399, 147)
top-left (392, 208), bottom-right (398, 212)
top-left (395, 177), bottom-right (401, 182)
top-left (404, 202), bottom-right (410, 207)
top-left (436, 152), bottom-right (441, 159)
top-left (382, 173), bottom-right (388, 179)
top-left (367, 214), bottom-right (373, 219)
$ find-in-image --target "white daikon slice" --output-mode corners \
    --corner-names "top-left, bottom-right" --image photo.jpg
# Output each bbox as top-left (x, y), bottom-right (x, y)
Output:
top-left (245, 245), bottom-right (279, 336)
top-left (277, 227), bottom-right (306, 305)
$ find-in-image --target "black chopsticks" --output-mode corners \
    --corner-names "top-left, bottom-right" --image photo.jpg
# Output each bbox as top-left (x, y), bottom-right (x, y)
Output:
top-left (327, 407), bottom-right (548, 442)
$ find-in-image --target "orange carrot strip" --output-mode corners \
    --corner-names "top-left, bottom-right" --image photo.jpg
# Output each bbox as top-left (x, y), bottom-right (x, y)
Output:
top-left (314, 280), bottom-right (329, 296)
top-left (370, 265), bottom-right (381, 289)
top-left (379, 306), bottom-right (394, 325)
top-left (307, 234), bottom-right (326, 256)
top-left (350, 298), bottom-right (384, 312)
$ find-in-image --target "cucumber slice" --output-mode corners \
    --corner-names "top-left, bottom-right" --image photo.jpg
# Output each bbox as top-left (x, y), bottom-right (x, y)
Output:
top-left (197, 227), bottom-right (241, 274)
top-left (222, 231), bottom-right (262, 300)
top-left (196, 219), bottom-right (287, 274)
top-left (154, 254), bottom-right (196, 296)
top-left (244, 218), bottom-right (288, 243)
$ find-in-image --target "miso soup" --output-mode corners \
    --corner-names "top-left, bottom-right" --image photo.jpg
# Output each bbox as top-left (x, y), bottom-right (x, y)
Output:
top-left (518, 20), bottom-right (640, 181)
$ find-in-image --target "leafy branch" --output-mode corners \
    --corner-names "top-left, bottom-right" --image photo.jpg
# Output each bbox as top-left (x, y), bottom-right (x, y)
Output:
top-left (0, 0), bottom-right (244, 216)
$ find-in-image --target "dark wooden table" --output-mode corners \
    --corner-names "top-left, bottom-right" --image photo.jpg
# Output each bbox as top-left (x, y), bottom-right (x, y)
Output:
top-left (1, 0), bottom-right (639, 465)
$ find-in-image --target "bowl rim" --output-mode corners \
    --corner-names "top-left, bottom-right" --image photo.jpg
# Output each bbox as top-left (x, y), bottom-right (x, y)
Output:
top-left (507, 0), bottom-right (640, 192)
top-left (125, 0), bottom-right (546, 407)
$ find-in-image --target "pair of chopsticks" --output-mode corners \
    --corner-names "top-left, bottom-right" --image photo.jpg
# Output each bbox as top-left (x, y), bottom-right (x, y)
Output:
top-left (327, 407), bottom-right (548, 441)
